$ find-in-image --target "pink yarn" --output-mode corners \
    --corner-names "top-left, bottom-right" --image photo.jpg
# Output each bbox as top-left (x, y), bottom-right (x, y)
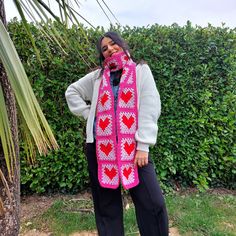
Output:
top-left (95, 51), bottom-right (139, 189)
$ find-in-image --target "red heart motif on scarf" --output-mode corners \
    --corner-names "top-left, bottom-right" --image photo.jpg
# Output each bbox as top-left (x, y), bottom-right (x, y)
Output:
top-left (100, 142), bottom-right (112, 156)
top-left (99, 117), bottom-right (110, 131)
top-left (104, 167), bottom-right (117, 180)
top-left (124, 55), bottom-right (129, 61)
top-left (122, 115), bottom-right (134, 129)
top-left (109, 63), bottom-right (117, 70)
top-left (121, 91), bottom-right (132, 104)
top-left (101, 93), bottom-right (109, 106)
top-left (123, 167), bottom-right (132, 180)
top-left (124, 141), bottom-right (135, 155)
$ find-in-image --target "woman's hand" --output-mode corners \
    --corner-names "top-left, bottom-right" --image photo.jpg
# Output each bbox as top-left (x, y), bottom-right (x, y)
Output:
top-left (134, 150), bottom-right (149, 167)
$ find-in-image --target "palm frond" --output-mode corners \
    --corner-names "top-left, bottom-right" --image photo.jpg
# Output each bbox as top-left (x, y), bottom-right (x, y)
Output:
top-left (13, 0), bottom-right (98, 67)
top-left (100, 0), bottom-right (121, 26)
top-left (0, 20), bottom-right (58, 159)
top-left (0, 198), bottom-right (4, 215)
top-left (96, 0), bottom-right (112, 25)
top-left (13, 0), bottom-right (43, 65)
top-left (0, 84), bottom-right (15, 180)
top-left (0, 168), bottom-right (12, 214)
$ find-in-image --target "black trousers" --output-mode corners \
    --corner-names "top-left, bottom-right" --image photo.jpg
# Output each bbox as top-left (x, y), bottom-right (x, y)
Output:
top-left (86, 142), bottom-right (169, 236)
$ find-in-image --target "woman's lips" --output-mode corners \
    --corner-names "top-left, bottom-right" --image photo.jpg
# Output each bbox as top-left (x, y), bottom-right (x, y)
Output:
top-left (110, 52), bottom-right (117, 57)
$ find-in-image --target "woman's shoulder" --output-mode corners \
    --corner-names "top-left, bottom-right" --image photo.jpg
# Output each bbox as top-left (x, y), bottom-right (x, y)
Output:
top-left (136, 61), bottom-right (151, 73)
top-left (86, 67), bottom-right (102, 80)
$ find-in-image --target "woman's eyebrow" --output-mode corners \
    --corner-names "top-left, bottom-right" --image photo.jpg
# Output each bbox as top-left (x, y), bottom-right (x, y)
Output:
top-left (102, 45), bottom-right (108, 51)
top-left (102, 40), bottom-right (113, 50)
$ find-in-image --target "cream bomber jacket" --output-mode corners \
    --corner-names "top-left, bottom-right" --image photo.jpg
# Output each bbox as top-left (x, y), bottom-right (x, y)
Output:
top-left (65, 63), bottom-right (161, 152)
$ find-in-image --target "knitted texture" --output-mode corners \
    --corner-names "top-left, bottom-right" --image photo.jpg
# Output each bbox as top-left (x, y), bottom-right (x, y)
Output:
top-left (96, 51), bottom-right (139, 189)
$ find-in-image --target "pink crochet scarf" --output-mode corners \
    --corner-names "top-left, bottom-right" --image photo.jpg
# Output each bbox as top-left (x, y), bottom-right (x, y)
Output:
top-left (95, 51), bottom-right (139, 189)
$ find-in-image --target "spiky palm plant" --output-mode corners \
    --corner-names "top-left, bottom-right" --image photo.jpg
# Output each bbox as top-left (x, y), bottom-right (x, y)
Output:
top-left (0, 0), bottom-right (118, 234)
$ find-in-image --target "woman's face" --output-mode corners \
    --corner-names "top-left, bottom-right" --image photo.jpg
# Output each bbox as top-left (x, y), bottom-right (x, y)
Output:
top-left (101, 37), bottom-right (123, 59)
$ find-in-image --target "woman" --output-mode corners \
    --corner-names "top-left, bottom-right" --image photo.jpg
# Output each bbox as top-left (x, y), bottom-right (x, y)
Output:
top-left (65, 31), bottom-right (169, 236)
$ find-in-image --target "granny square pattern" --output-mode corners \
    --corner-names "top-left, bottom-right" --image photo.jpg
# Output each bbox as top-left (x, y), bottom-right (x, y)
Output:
top-left (96, 51), bottom-right (139, 189)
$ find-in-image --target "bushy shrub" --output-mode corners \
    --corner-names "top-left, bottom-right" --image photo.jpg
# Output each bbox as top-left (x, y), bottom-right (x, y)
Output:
top-left (8, 20), bottom-right (236, 193)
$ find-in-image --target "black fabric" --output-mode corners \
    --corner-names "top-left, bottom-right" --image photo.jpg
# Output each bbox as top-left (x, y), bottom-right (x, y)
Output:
top-left (111, 69), bottom-right (122, 86)
top-left (86, 143), bottom-right (124, 236)
top-left (129, 159), bottom-right (169, 235)
top-left (86, 142), bottom-right (169, 236)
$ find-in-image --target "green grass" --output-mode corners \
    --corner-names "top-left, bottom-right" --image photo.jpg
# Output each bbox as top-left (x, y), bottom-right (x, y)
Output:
top-left (34, 199), bottom-right (97, 235)
top-left (21, 191), bottom-right (236, 236)
top-left (167, 192), bottom-right (236, 236)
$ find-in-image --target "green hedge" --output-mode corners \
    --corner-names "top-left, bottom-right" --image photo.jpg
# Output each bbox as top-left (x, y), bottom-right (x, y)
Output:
top-left (7, 20), bottom-right (236, 193)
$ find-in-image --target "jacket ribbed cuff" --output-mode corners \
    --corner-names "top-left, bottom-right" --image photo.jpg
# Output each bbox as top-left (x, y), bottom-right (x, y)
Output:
top-left (136, 142), bottom-right (149, 152)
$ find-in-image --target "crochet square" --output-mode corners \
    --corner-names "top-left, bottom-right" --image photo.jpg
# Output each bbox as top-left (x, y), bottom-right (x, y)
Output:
top-left (121, 164), bottom-right (136, 186)
top-left (96, 115), bottom-right (113, 136)
top-left (119, 112), bottom-right (136, 134)
top-left (101, 164), bottom-right (119, 186)
top-left (120, 138), bottom-right (136, 161)
top-left (119, 88), bottom-right (135, 108)
top-left (127, 71), bottom-right (134, 84)
top-left (97, 91), bottom-right (112, 112)
top-left (120, 67), bottom-right (129, 83)
top-left (97, 139), bottom-right (115, 160)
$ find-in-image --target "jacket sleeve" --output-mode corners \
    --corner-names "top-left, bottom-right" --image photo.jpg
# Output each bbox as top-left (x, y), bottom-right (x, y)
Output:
top-left (65, 70), bottom-right (99, 120)
top-left (135, 64), bottom-right (161, 152)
